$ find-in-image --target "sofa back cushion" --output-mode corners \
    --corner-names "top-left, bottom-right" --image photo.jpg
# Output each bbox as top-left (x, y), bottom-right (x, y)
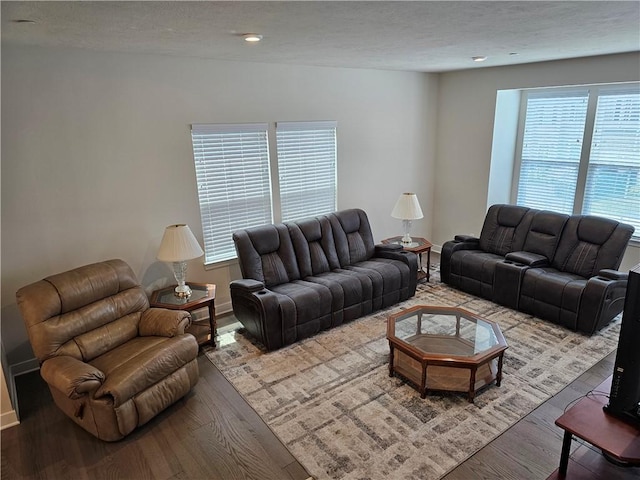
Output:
top-left (479, 204), bottom-right (535, 256)
top-left (233, 223), bottom-right (301, 287)
top-left (16, 259), bottom-right (148, 363)
top-left (552, 215), bottom-right (634, 277)
top-left (289, 216), bottom-right (340, 277)
top-left (328, 209), bottom-right (376, 267)
top-left (522, 211), bottom-right (570, 261)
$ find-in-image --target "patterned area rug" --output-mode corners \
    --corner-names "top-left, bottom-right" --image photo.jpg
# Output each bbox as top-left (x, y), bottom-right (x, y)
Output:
top-left (206, 272), bottom-right (620, 480)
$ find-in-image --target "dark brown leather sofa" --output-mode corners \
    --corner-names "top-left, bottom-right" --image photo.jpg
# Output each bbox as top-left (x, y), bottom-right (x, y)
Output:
top-left (441, 204), bottom-right (634, 334)
top-left (230, 209), bottom-right (418, 350)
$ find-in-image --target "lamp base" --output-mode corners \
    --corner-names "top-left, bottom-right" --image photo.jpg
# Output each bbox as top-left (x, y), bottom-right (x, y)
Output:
top-left (172, 261), bottom-right (192, 298)
top-left (400, 233), bottom-right (413, 245)
top-left (174, 284), bottom-right (192, 298)
top-left (401, 219), bottom-right (413, 245)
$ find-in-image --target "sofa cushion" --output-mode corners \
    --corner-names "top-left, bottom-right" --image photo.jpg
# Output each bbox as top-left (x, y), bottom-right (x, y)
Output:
top-left (552, 216), bottom-right (634, 277)
top-left (92, 335), bottom-right (198, 406)
top-left (478, 204), bottom-right (534, 256)
top-left (519, 268), bottom-right (587, 330)
top-left (233, 223), bottom-right (301, 287)
top-left (345, 258), bottom-right (409, 309)
top-left (329, 209), bottom-right (376, 266)
top-left (450, 251), bottom-right (505, 299)
top-left (289, 216), bottom-right (340, 276)
top-left (270, 280), bottom-right (333, 343)
top-left (522, 211), bottom-right (569, 260)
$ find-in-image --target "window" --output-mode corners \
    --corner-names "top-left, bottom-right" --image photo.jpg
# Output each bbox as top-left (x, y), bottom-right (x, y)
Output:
top-left (276, 121), bottom-right (337, 222)
top-left (191, 124), bottom-right (272, 264)
top-left (514, 84), bottom-right (640, 239)
top-left (191, 121), bottom-right (338, 264)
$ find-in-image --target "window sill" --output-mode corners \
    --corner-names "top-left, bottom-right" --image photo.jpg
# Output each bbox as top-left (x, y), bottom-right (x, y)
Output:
top-left (204, 257), bottom-right (238, 271)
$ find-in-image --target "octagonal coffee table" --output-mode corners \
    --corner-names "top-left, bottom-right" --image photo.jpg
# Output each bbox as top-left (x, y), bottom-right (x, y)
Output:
top-left (387, 305), bottom-right (508, 402)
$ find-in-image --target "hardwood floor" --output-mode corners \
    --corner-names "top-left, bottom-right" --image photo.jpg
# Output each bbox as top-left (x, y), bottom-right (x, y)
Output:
top-left (2, 337), bottom-right (639, 480)
top-left (443, 351), bottom-right (640, 480)
top-left (1, 354), bottom-right (310, 480)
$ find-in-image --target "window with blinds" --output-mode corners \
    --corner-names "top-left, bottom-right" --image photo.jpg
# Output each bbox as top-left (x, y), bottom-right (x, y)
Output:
top-left (514, 84), bottom-right (639, 239)
top-left (584, 90), bottom-right (640, 231)
top-left (516, 91), bottom-right (588, 214)
top-left (276, 121), bottom-right (337, 222)
top-left (191, 123), bottom-right (273, 264)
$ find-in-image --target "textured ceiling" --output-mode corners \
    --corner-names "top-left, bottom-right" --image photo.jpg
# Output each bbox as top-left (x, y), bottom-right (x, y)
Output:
top-left (2, 1), bottom-right (639, 73)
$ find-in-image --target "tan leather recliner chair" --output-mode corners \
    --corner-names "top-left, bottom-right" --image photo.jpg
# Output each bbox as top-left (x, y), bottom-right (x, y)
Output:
top-left (16, 259), bottom-right (200, 441)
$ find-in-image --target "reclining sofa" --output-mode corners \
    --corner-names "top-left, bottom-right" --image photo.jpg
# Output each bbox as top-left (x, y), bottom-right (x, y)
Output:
top-left (441, 204), bottom-right (634, 334)
top-left (231, 208), bottom-right (418, 350)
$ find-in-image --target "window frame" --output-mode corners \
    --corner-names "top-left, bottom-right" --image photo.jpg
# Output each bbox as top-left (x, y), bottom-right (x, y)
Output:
top-left (275, 120), bottom-right (338, 223)
top-left (191, 123), bottom-right (273, 265)
top-left (191, 121), bottom-right (338, 266)
top-left (511, 83), bottom-right (640, 241)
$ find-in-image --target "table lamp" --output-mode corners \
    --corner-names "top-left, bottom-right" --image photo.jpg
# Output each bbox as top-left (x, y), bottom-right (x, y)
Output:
top-left (391, 192), bottom-right (423, 245)
top-left (157, 224), bottom-right (204, 298)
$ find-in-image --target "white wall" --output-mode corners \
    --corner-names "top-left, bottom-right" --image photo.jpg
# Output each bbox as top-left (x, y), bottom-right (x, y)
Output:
top-left (1, 44), bottom-right (438, 365)
top-left (434, 52), bottom-right (640, 271)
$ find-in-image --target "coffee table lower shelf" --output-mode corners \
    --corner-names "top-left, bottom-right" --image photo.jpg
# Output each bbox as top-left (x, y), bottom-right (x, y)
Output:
top-left (389, 346), bottom-right (505, 402)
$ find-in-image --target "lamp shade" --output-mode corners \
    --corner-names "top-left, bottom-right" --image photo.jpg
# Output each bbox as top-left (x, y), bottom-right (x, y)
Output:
top-left (157, 224), bottom-right (204, 262)
top-left (391, 193), bottom-right (424, 220)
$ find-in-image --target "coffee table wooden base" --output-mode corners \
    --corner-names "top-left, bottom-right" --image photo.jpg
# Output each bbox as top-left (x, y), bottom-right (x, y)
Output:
top-left (390, 346), bottom-right (505, 402)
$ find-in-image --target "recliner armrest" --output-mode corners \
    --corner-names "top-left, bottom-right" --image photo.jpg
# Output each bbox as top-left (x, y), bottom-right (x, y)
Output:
top-left (41, 356), bottom-right (105, 399)
top-left (230, 278), bottom-right (266, 292)
top-left (504, 251), bottom-right (549, 267)
top-left (597, 269), bottom-right (628, 281)
top-left (375, 243), bottom-right (403, 253)
top-left (454, 235), bottom-right (479, 244)
top-left (139, 308), bottom-right (191, 337)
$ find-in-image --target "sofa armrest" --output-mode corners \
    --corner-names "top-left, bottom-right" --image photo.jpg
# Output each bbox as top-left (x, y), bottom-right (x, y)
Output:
top-left (375, 243), bottom-right (402, 253)
top-left (374, 245), bottom-right (419, 296)
top-left (577, 273), bottom-right (629, 334)
top-left (504, 251), bottom-right (549, 267)
top-left (232, 278), bottom-right (267, 292)
top-left (41, 356), bottom-right (105, 399)
top-left (230, 280), bottom-right (285, 350)
top-left (441, 236), bottom-right (481, 284)
top-left (139, 308), bottom-right (191, 337)
top-left (454, 235), bottom-right (480, 244)
top-left (597, 269), bottom-right (628, 281)
top-left (375, 243), bottom-right (418, 266)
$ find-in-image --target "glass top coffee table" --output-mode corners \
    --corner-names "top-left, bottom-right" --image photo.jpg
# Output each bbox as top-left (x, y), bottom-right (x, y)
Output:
top-left (387, 305), bottom-right (508, 402)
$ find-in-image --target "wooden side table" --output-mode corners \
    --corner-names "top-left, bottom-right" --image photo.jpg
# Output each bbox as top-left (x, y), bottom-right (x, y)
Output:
top-left (150, 283), bottom-right (216, 347)
top-left (382, 236), bottom-right (433, 282)
top-left (548, 376), bottom-right (640, 479)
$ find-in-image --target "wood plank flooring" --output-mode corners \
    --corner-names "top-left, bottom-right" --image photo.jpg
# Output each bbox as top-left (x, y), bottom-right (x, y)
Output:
top-left (2, 336), bottom-right (639, 479)
top-left (1, 355), bottom-right (310, 480)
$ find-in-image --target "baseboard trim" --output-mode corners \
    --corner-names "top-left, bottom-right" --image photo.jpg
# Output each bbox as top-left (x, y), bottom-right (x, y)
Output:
top-left (0, 410), bottom-right (19, 430)
top-left (11, 358), bottom-right (39, 377)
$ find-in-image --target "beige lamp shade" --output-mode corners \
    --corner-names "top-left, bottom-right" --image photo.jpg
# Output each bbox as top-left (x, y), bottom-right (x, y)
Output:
top-left (391, 193), bottom-right (424, 220)
top-left (157, 224), bottom-right (204, 262)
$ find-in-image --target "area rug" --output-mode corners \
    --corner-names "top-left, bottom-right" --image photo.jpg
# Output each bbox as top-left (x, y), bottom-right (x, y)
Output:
top-left (206, 273), bottom-right (621, 480)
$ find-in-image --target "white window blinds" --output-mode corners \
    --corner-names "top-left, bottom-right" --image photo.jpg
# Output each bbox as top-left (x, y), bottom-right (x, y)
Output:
top-left (516, 91), bottom-right (589, 214)
top-left (514, 84), bottom-right (640, 241)
top-left (191, 123), bottom-right (272, 264)
top-left (276, 121), bottom-right (337, 222)
top-left (583, 89), bottom-right (640, 233)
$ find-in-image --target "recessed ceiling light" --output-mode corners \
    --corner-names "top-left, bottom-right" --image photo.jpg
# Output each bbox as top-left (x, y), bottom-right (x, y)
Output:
top-left (243, 34), bottom-right (263, 43)
top-left (472, 56), bottom-right (487, 62)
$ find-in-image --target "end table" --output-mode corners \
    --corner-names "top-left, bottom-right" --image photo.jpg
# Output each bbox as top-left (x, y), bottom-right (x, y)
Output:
top-left (150, 283), bottom-right (216, 347)
top-left (382, 236), bottom-right (433, 282)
